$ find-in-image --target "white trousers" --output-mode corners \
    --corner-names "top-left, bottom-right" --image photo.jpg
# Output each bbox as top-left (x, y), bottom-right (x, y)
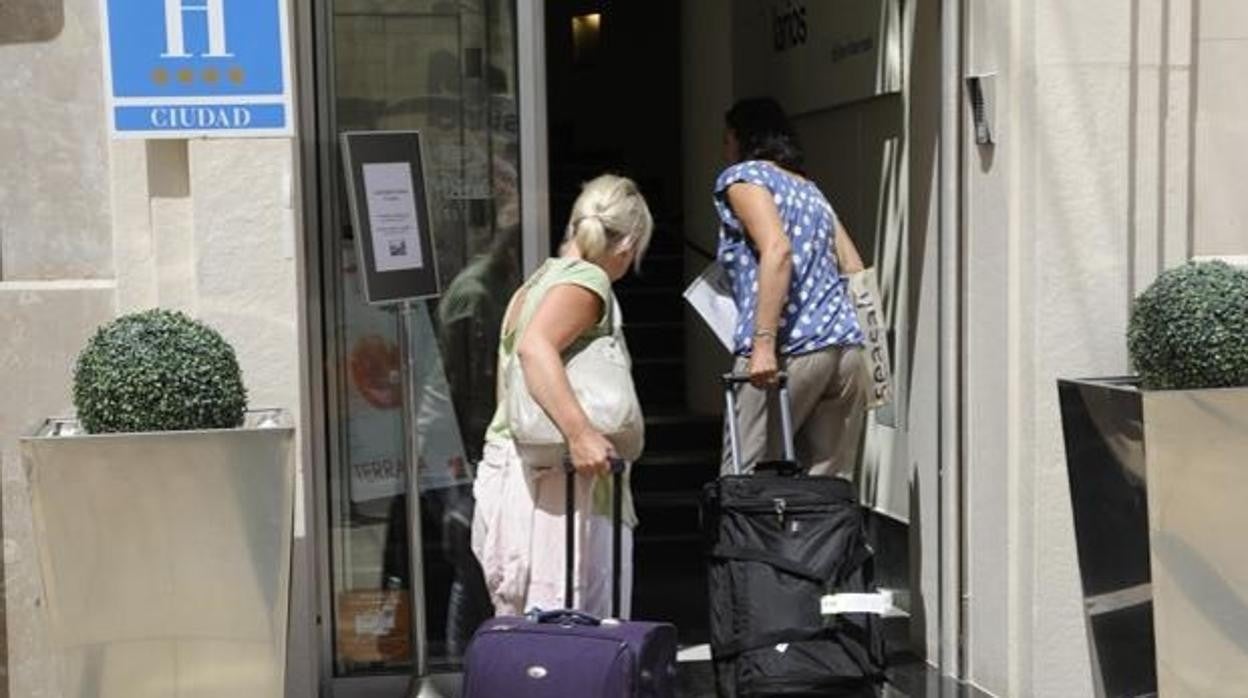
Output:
top-left (472, 439), bottom-right (633, 619)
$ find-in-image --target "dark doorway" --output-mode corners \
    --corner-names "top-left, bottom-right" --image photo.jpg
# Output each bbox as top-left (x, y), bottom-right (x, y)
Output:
top-left (545, 1), bottom-right (683, 250)
top-left (544, 1), bottom-right (722, 646)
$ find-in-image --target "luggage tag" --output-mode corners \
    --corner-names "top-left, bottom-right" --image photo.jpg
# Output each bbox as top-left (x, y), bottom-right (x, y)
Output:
top-left (820, 592), bottom-right (891, 616)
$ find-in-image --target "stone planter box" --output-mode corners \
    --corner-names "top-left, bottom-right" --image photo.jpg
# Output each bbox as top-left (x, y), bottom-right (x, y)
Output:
top-left (1059, 378), bottom-right (1248, 697)
top-left (20, 411), bottom-right (296, 698)
top-left (1058, 378), bottom-right (1155, 698)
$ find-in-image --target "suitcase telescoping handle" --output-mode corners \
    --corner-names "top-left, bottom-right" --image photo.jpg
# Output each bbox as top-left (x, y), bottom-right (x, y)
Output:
top-left (723, 372), bottom-right (796, 475)
top-left (564, 457), bottom-right (626, 617)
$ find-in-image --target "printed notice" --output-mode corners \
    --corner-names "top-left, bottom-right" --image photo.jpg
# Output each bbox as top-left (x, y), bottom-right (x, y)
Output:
top-left (363, 162), bottom-right (424, 272)
top-left (683, 263), bottom-right (738, 352)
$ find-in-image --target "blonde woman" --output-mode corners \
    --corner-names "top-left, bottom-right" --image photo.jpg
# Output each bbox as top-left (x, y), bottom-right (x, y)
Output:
top-left (472, 174), bottom-right (654, 619)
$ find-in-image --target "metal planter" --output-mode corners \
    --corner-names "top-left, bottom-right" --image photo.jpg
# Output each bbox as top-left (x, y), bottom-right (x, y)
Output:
top-left (1058, 378), bottom-right (1156, 698)
top-left (20, 411), bottom-right (296, 698)
top-left (1141, 385), bottom-right (1248, 697)
top-left (1060, 379), bottom-right (1248, 698)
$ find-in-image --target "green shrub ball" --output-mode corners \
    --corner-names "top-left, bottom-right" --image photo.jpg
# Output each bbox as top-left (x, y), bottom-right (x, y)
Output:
top-left (1128, 260), bottom-right (1248, 390)
top-left (73, 309), bottom-right (248, 433)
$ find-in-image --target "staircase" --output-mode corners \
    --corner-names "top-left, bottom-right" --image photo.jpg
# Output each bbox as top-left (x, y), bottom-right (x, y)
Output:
top-left (618, 221), bottom-right (721, 644)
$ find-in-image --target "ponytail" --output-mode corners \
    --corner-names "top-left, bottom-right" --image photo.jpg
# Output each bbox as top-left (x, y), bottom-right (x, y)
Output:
top-left (572, 214), bottom-right (609, 261)
top-left (564, 174), bottom-right (655, 271)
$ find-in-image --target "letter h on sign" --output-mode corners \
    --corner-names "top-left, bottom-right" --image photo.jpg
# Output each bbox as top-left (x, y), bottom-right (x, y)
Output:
top-left (163, 0), bottom-right (231, 58)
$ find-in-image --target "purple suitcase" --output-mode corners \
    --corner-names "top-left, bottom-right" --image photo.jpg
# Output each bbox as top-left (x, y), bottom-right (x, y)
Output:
top-left (461, 460), bottom-right (679, 697)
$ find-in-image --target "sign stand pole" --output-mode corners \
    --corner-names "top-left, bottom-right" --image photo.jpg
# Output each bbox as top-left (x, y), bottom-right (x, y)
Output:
top-left (397, 299), bottom-right (429, 681)
top-left (339, 131), bottom-right (441, 685)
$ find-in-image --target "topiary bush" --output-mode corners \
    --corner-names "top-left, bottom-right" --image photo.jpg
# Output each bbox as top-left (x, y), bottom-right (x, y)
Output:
top-left (1128, 260), bottom-right (1248, 390)
top-left (73, 309), bottom-right (248, 433)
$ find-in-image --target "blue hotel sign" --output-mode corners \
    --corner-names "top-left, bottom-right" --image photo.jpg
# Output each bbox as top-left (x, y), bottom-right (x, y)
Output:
top-left (99, 0), bottom-right (294, 138)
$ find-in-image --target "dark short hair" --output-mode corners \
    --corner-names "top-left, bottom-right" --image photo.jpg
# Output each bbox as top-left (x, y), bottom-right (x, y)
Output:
top-left (725, 97), bottom-right (805, 173)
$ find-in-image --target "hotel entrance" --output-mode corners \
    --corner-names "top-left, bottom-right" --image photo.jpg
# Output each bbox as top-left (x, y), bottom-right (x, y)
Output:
top-left (299, 1), bottom-right (949, 695)
top-left (301, 1), bottom-right (534, 694)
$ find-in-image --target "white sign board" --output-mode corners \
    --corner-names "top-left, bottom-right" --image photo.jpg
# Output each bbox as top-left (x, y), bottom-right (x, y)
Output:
top-left (340, 131), bottom-right (442, 304)
top-left (362, 163), bottom-right (426, 273)
top-left (733, 0), bottom-right (902, 115)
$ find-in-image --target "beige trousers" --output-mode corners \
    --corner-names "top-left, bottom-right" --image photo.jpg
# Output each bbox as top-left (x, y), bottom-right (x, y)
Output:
top-left (722, 345), bottom-right (868, 479)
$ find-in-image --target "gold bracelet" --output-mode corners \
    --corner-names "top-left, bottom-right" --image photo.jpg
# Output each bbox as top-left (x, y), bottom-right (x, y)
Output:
top-left (753, 329), bottom-right (777, 340)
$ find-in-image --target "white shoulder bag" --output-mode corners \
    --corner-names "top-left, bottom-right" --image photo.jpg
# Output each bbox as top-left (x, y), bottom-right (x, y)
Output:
top-left (505, 296), bottom-right (644, 469)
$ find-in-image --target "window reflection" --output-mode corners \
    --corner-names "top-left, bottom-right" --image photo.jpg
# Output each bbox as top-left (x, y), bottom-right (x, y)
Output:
top-left (330, 0), bottom-right (521, 675)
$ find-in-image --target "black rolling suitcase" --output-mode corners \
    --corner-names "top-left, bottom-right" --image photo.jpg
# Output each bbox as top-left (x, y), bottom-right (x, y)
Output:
top-left (702, 374), bottom-right (886, 697)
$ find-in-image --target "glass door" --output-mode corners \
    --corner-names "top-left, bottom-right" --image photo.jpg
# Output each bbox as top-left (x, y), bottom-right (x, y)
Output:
top-left (318, 0), bottom-right (523, 685)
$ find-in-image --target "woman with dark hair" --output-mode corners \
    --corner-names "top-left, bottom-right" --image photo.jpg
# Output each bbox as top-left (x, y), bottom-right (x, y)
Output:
top-left (714, 96), bottom-right (869, 478)
top-left (724, 97), bottom-right (807, 174)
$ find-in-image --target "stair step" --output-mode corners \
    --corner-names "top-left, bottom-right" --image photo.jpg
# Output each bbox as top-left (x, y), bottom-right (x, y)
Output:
top-left (618, 286), bottom-right (683, 299)
top-left (632, 452), bottom-right (720, 491)
top-left (633, 357), bottom-right (684, 375)
top-left (633, 532), bottom-right (703, 545)
top-left (621, 254), bottom-right (683, 289)
top-left (633, 356), bottom-right (683, 366)
top-left (634, 490), bottom-right (703, 508)
top-left (644, 411), bottom-right (722, 424)
top-left (635, 498), bottom-right (704, 536)
top-left (645, 232), bottom-right (683, 255)
top-left (632, 545), bottom-right (709, 644)
top-left (623, 321), bottom-right (684, 357)
top-left (616, 278), bottom-right (683, 324)
top-left (621, 302), bottom-right (682, 324)
top-left (643, 413), bottom-right (722, 453)
top-left (637, 380), bottom-right (685, 407)
top-left (633, 354), bottom-right (686, 406)
top-left (635, 450), bottom-right (721, 467)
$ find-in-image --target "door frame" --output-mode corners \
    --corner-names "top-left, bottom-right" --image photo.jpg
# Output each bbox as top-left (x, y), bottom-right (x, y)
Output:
top-left (517, 0), bottom-right (550, 275)
top-left (295, 0), bottom-right (549, 695)
top-left (294, 0), bottom-right (967, 693)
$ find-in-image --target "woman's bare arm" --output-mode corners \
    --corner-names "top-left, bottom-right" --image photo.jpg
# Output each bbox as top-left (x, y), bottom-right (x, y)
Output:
top-left (516, 284), bottom-right (614, 474)
top-left (726, 182), bottom-right (792, 387)
top-left (835, 220), bottom-right (865, 274)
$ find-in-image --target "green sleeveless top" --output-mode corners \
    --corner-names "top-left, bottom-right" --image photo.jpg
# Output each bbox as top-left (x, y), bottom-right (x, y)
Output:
top-left (486, 257), bottom-right (638, 527)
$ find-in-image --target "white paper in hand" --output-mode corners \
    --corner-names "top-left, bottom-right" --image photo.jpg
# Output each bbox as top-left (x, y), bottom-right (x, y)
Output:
top-left (683, 263), bottom-right (738, 352)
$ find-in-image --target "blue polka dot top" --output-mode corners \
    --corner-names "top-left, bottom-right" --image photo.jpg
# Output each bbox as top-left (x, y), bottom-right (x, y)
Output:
top-left (713, 160), bottom-right (864, 357)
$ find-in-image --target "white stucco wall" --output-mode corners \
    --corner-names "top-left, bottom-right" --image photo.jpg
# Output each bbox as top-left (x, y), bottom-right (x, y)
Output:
top-left (0, 2), bottom-right (117, 695)
top-left (966, 1), bottom-right (1248, 696)
top-left (0, 0), bottom-right (112, 282)
top-left (0, 3), bottom-right (305, 696)
top-left (1192, 1), bottom-right (1248, 257)
top-left (0, 284), bottom-right (117, 698)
